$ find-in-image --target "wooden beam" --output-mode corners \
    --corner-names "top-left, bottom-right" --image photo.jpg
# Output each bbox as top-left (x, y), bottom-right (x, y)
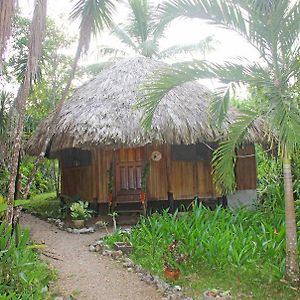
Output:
top-left (165, 144), bottom-right (174, 213)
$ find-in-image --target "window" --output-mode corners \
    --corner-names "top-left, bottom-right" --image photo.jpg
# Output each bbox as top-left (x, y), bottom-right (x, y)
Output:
top-left (172, 143), bottom-right (217, 161)
top-left (62, 148), bottom-right (91, 168)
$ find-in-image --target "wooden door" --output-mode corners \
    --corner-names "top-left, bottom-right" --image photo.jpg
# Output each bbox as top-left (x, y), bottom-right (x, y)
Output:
top-left (115, 148), bottom-right (144, 202)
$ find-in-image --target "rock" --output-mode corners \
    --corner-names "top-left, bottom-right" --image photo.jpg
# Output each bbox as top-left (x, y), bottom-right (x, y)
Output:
top-left (55, 219), bottom-right (61, 224)
top-left (54, 297), bottom-right (64, 300)
top-left (66, 228), bottom-right (73, 233)
top-left (111, 250), bottom-right (122, 259)
top-left (102, 250), bottom-right (112, 256)
top-left (122, 257), bottom-right (134, 268)
top-left (89, 245), bottom-right (96, 252)
top-left (95, 244), bottom-right (102, 252)
top-left (134, 264), bottom-right (143, 272)
top-left (127, 267), bottom-right (133, 272)
top-left (141, 273), bottom-right (154, 284)
top-left (94, 220), bottom-right (108, 230)
top-left (174, 285), bottom-right (182, 291)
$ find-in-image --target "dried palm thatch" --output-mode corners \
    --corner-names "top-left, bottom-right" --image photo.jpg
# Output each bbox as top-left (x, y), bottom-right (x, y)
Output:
top-left (27, 56), bottom-right (268, 156)
top-left (0, 0), bottom-right (16, 70)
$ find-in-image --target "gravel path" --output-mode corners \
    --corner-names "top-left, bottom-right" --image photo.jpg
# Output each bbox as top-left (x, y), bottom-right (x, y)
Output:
top-left (20, 213), bottom-right (162, 300)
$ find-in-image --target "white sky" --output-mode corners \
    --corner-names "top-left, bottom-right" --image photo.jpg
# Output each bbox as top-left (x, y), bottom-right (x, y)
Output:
top-left (19, 0), bottom-right (260, 92)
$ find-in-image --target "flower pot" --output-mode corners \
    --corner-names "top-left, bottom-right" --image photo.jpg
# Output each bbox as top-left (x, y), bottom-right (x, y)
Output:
top-left (73, 219), bottom-right (85, 228)
top-left (203, 291), bottom-right (231, 300)
top-left (163, 267), bottom-right (180, 280)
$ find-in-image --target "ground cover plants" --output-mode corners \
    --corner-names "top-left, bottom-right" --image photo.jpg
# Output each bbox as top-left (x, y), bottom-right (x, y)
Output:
top-left (22, 192), bottom-right (62, 219)
top-left (0, 223), bottom-right (55, 299)
top-left (105, 204), bottom-right (300, 299)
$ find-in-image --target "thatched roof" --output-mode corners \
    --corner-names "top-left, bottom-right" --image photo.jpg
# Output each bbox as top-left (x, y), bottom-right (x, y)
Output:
top-left (27, 56), bottom-right (267, 157)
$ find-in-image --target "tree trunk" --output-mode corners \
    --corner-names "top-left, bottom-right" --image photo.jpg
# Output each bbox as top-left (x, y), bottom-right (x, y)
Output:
top-left (5, 0), bottom-right (47, 226)
top-left (22, 156), bottom-right (42, 199)
top-left (283, 150), bottom-right (300, 282)
top-left (5, 81), bottom-right (31, 226)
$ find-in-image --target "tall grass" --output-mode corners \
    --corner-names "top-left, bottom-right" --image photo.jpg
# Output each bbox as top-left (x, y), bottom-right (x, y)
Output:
top-left (110, 205), bottom-right (299, 278)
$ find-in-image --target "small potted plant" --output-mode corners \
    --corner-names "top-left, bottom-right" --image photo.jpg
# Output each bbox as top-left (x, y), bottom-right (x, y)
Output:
top-left (70, 201), bottom-right (93, 228)
top-left (163, 239), bottom-right (186, 280)
top-left (203, 289), bottom-right (231, 300)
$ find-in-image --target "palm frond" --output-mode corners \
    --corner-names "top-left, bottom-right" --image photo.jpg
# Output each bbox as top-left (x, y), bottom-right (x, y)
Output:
top-left (83, 60), bottom-right (116, 75)
top-left (159, 35), bottom-right (218, 59)
top-left (70, 0), bottom-right (116, 54)
top-left (0, 0), bottom-right (16, 70)
top-left (112, 24), bottom-right (138, 51)
top-left (212, 108), bottom-right (260, 193)
top-left (127, 0), bottom-right (153, 43)
top-left (96, 46), bottom-right (129, 58)
top-left (27, 0), bottom-right (47, 79)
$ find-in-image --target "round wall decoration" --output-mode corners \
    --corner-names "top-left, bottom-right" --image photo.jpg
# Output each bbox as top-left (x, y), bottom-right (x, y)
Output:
top-left (151, 150), bottom-right (162, 162)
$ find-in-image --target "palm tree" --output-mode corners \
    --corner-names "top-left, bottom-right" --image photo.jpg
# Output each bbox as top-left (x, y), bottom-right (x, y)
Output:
top-left (5, 0), bottom-right (48, 226)
top-left (138, 0), bottom-right (300, 282)
top-left (0, 0), bottom-right (17, 71)
top-left (87, 0), bottom-right (216, 74)
top-left (22, 0), bottom-right (116, 198)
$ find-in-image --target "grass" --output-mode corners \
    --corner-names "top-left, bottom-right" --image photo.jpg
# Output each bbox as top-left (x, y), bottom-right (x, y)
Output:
top-left (22, 192), bottom-right (62, 219)
top-left (104, 205), bottom-right (300, 300)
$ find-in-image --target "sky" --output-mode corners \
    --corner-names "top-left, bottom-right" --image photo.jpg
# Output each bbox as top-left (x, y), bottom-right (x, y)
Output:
top-left (19, 0), bottom-right (261, 92)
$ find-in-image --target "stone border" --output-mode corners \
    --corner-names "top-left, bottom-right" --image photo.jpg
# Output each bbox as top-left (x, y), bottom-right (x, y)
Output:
top-left (89, 239), bottom-right (193, 300)
top-left (47, 218), bottom-right (95, 234)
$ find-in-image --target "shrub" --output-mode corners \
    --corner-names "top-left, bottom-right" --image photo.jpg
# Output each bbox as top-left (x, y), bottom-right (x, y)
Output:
top-left (0, 223), bottom-right (55, 298)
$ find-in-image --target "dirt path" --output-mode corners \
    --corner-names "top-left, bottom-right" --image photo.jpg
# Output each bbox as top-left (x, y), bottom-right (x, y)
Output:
top-left (20, 213), bottom-right (162, 300)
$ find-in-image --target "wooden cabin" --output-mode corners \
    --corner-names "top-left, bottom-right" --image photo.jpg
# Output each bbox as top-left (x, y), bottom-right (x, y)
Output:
top-left (27, 57), bottom-right (265, 214)
top-left (58, 144), bottom-right (256, 213)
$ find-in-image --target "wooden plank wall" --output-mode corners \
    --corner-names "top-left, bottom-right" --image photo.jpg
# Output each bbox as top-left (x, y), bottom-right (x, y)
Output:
top-left (146, 145), bottom-right (216, 200)
top-left (147, 145), bottom-right (168, 200)
top-left (235, 144), bottom-right (257, 190)
top-left (61, 165), bottom-right (93, 200)
top-left (95, 149), bottom-right (113, 203)
top-left (60, 144), bottom-right (257, 203)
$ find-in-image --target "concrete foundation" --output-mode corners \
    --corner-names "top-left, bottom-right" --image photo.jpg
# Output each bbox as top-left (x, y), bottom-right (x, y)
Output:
top-left (227, 189), bottom-right (257, 209)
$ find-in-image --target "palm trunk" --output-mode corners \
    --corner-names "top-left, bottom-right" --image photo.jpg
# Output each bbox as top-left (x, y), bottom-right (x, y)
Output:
top-left (5, 81), bottom-right (30, 225)
top-left (5, 0), bottom-right (47, 226)
top-left (22, 156), bottom-right (42, 199)
top-left (283, 150), bottom-right (300, 282)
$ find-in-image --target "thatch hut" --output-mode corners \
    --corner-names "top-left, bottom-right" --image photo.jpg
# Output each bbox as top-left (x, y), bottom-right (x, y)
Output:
top-left (27, 56), bottom-right (266, 213)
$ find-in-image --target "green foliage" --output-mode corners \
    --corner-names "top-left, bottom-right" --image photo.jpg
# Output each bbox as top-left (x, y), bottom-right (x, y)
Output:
top-left (70, 201), bottom-right (93, 220)
top-left (106, 205), bottom-right (300, 298)
top-left (0, 223), bottom-right (55, 299)
top-left (110, 205), bottom-right (299, 276)
top-left (22, 192), bottom-right (62, 219)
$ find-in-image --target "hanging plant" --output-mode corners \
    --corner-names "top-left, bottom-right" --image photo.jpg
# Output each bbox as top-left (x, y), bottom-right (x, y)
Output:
top-left (140, 162), bottom-right (149, 204)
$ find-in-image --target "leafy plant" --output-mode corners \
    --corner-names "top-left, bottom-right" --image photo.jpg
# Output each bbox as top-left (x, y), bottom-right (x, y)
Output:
top-left (0, 223), bottom-right (55, 298)
top-left (70, 201), bottom-right (93, 220)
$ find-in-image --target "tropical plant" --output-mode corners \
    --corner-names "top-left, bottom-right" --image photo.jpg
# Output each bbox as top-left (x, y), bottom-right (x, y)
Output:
top-left (0, 222), bottom-right (54, 298)
top-left (138, 0), bottom-right (300, 282)
top-left (70, 201), bottom-right (93, 220)
top-left (87, 0), bottom-right (217, 74)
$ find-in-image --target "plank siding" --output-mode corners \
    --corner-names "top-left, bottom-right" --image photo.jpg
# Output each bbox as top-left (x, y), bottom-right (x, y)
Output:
top-left (236, 144), bottom-right (257, 190)
top-left (61, 165), bottom-right (93, 200)
top-left (96, 149), bottom-right (113, 203)
top-left (147, 145), bottom-right (168, 200)
top-left (60, 143), bottom-right (257, 204)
